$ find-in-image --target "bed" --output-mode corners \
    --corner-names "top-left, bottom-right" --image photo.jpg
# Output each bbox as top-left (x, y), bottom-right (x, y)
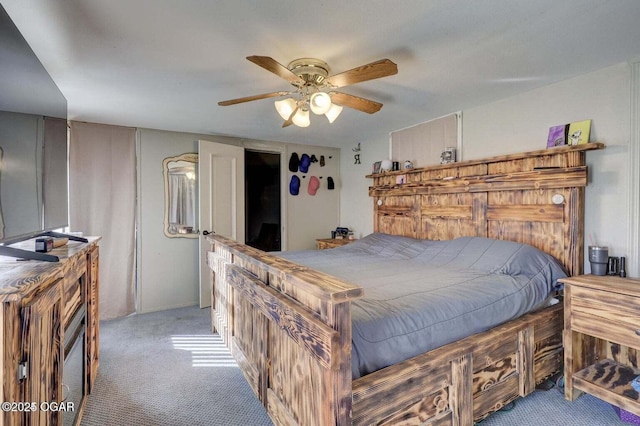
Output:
top-left (206, 143), bottom-right (603, 425)
top-left (278, 233), bottom-right (567, 380)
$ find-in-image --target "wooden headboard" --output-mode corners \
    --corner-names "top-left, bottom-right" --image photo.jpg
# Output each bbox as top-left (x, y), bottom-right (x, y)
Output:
top-left (368, 143), bottom-right (604, 276)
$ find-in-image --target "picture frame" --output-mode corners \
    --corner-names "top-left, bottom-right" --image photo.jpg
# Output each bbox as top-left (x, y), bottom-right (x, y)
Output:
top-left (372, 161), bottom-right (381, 174)
top-left (547, 124), bottom-right (568, 148)
top-left (568, 119), bottom-right (591, 145)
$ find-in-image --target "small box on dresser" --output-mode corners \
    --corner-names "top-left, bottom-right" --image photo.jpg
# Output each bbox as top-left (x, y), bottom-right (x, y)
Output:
top-left (560, 274), bottom-right (640, 420)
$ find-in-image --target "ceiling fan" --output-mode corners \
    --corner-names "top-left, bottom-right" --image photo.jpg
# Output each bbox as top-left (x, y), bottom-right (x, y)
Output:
top-left (218, 56), bottom-right (398, 128)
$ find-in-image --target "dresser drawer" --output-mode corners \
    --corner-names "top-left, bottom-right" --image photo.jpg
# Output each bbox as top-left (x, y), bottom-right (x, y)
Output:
top-left (569, 285), bottom-right (640, 350)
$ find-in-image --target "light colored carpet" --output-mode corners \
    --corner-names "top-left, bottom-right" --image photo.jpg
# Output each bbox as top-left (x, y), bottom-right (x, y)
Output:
top-left (82, 305), bottom-right (629, 425)
top-left (479, 386), bottom-right (627, 425)
top-left (81, 305), bottom-right (273, 425)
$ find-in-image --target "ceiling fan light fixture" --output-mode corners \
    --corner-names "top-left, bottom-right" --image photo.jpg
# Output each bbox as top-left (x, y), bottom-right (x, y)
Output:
top-left (292, 108), bottom-right (310, 128)
top-left (309, 92), bottom-right (332, 115)
top-left (274, 98), bottom-right (297, 120)
top-left (325, 103), bottom-right (343, 123)
top-left (221, 56), bottom-right (398, 128)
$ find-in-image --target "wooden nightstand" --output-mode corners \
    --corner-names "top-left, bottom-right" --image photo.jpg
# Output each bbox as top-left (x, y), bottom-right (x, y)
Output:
top-left (560, 274), bottom-right (640, 416)
top-left (316, 238), bottom-right (355, 250)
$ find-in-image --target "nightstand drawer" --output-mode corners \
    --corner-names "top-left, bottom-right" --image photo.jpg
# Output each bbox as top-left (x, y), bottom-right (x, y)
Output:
top-left (570, 286), bottom-right (640, 350)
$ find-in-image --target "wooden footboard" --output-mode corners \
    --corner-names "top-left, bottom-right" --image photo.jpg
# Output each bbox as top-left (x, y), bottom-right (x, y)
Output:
top-left (208, 234), bottom-right (363, 425)
top-left (207, 234), bottom-right (564, 425)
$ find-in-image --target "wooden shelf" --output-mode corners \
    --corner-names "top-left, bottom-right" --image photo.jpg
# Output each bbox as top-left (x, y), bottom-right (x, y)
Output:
top-left (573, 359), bottom-right (640, 414)
top-left (365, 142), bottom-right (605, 178)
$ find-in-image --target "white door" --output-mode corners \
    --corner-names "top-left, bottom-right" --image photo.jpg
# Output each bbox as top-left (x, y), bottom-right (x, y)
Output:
top-left (198, 140), bottom-right (245, 308)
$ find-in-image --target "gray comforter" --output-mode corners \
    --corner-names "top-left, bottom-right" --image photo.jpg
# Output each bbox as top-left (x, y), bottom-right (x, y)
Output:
top-left (277, 233), bottom-right (567, 378)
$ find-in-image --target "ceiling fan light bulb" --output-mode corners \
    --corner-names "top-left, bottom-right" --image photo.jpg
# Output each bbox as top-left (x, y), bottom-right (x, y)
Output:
top-left (275, 98), bottom-right (296, 120)
top-left (292, 108), bottom-right (310, 127)
top-left (309, 92), bottom-right (332, 115)
top-left (325, 104), bottom-right (343, 123)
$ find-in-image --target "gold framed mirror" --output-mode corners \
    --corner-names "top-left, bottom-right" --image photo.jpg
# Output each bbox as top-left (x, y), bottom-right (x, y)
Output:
top-left (163, 153), bottom-right (198, 238)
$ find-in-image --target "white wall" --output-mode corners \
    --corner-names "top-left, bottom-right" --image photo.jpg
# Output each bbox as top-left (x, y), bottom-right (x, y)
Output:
top-left (462, 63), bottom-right (631, 275)
top-left (339, 134), bottom-right (389, 238)
top-left (137, 128), bottom-right (201, 313)
top-left (137, 130), bottom-right (341, 313)
top-left (340, 62), bottom-right (637, 276)
top-left (284, 144), bottom-right (341, 250)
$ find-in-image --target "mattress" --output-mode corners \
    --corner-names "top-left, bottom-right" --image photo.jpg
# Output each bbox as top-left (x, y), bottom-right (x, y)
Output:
top-left (277, 233), bottom-right (567, 378)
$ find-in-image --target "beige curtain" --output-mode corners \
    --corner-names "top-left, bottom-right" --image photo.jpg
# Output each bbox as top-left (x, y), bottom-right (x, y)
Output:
top-left (391, 113), bottom-right (458, 168)
top-left (69, 121), bottom-right (136, 320)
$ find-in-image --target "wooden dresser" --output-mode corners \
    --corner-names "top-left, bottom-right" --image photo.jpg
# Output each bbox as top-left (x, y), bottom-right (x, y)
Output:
top-left (561, 274), bottom-right (640, 416)
top-left (0, 237), bottom-right (100, 425)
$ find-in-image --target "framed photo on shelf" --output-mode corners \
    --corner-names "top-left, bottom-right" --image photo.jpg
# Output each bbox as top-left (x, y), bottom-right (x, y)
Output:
top-left (568, 119), bottom-right (591, 145)
top-left (372, 161), bottom-right (381, 174)
top-left (547, 124), bottom-right (568, 148)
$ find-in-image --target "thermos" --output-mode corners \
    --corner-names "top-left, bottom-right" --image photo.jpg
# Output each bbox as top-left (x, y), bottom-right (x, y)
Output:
top-left (588, 246), bottom-right (608, 276)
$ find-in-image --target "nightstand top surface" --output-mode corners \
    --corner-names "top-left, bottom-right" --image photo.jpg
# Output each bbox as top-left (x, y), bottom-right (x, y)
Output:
top-left (559, 274), bottom-right (640, 297)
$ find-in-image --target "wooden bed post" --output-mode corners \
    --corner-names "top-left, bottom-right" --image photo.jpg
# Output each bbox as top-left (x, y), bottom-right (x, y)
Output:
top-left (451, 354), bottom-right (473, 425)
top-left (330, 302), bottom-right (353, 425)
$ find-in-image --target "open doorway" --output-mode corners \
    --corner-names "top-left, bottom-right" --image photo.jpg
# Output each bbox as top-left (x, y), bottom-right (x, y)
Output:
top-left (245, 150), bottom-right (281, 251)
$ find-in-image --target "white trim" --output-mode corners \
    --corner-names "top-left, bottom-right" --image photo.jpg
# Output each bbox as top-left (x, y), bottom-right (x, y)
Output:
top-left (628, 61), bottom-right (640, 277)
top-left (456, 111), bottom-right (463, 162)
top-left (134, 128), bottom-right (142, 313)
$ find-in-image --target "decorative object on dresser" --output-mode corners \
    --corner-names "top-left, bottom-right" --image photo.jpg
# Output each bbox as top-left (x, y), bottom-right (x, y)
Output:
top-left (0, 237), bottom-right (100, 425)
top-left (560, 274), bottom-right (640, 421)
top-left (206, 143), bottom-right (603, 425)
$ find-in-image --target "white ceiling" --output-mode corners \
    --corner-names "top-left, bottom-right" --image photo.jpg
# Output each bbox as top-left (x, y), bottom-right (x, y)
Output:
top-left (3, 0), bottom-right (640, 147)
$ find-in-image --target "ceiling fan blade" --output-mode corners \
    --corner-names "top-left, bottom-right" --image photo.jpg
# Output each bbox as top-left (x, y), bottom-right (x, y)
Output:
top-left (218, 91), bottom-right (289, 106)
top-left (330, 92), bottom-right (383, 114)
top-left (247, 56), bottom-right (305, 85)
top-left (326, 59), bottom-right (397, 88)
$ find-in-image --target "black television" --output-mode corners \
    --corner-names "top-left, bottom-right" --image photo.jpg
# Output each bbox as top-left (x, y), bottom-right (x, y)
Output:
top-left (0, 5), bottom-right (83, 261)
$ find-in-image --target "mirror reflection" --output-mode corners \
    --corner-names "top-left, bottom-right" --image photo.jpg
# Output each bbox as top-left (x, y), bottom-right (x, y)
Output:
top-left (163, 153), bottom-right (198, 238)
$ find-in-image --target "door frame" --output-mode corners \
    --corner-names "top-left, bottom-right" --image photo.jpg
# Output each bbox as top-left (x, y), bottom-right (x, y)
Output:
top-left (244, 141), bottom-right (288, 251)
